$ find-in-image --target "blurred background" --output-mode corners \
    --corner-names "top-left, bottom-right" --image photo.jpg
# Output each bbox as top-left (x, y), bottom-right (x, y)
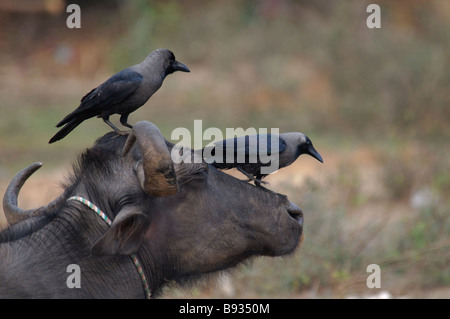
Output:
top-left (0, 0), bottom-right (449, 298)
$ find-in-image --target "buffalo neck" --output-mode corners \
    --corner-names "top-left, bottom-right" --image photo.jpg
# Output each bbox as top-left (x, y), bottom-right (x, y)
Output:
top-left (0, 203), bottom-right (145, 298)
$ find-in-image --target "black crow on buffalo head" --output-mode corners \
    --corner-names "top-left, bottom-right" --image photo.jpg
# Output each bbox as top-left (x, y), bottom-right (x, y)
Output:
top-left (203, 132), bottom-right (323, 188)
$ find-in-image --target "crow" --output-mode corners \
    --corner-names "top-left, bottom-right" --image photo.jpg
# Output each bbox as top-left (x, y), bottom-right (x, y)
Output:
top-left (49, 49), bottom-right (189, 143)
top-left (203, 133), bottom-right (323, 188)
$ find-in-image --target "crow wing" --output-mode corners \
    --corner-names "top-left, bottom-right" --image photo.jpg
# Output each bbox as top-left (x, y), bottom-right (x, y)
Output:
top-left (56, 69), bottom-right (143, 127)
top-left (205, 134), bottom-right (287, 164)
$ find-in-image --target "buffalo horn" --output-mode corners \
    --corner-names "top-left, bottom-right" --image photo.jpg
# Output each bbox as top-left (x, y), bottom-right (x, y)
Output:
top-left (123, 121), bottom-right (178, 197)
top-left (2, 162), bottom-right (65, 225)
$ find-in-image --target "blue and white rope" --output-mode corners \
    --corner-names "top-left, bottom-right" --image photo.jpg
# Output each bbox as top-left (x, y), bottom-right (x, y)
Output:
top-left (67, 196), bottom-right (151, 299)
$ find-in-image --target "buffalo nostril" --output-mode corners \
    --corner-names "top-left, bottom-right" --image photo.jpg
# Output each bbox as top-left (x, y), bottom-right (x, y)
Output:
top-left (288, 209), bottom-right (303, 224)
top-left (286, 202), bottom-right (303, 224)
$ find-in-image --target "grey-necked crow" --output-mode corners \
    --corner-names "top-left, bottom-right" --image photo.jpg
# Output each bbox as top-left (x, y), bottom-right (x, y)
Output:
top-left (203, 133), bottom-right (323, 188)
top-left (49, 49), bottom-right (189, 143)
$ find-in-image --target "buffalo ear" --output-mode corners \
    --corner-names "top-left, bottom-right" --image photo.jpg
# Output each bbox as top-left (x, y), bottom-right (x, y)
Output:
top-left (91, 206), bottom-right (149, 256)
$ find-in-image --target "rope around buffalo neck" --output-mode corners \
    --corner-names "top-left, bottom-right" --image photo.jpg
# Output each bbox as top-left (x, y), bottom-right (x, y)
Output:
top-left (67, 196), bottom-right (151, 299)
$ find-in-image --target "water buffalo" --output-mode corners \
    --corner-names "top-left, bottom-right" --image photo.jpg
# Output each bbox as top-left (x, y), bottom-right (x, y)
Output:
top-left (0, 121), bottom-right (304, 298)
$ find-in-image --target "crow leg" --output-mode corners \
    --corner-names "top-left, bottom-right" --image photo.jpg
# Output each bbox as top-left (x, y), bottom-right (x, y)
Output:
top-left (237, 167), bottom-right (268, 185)
top-left (102, 115), bottom-right (128, 135)
top-left (236, 167), bottom-right (285, 197)
top-left (254, 178), bottom-right (286, 197)
top-left (120, 114), bottom-right (133, 129)
top-left (253, 174), bottom-right (273, 192)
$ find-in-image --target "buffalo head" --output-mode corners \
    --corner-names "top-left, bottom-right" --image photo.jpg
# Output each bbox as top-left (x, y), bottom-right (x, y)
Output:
top-left (1, 121), bottom-right (304, 297)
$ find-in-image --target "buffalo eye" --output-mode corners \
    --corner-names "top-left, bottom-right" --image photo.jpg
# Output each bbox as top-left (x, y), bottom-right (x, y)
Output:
top-left (133, 161), bottom-right (142, 173)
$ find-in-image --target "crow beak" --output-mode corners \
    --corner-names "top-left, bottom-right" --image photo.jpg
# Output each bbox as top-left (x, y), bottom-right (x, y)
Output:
top-left (172, 60), bottom-right (190, 72)
top-left (306, 145), bottom-right (323, 163)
